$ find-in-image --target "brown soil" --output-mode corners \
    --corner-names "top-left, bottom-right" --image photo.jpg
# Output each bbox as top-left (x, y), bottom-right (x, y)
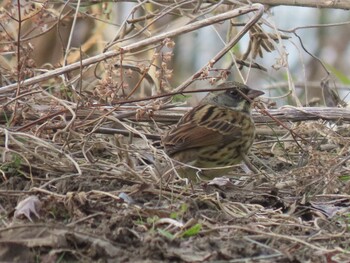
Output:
top-left (1, 120), bottom-right (350, 263)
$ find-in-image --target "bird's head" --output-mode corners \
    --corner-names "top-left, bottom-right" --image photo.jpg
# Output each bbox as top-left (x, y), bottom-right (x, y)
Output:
top-left (200, 82), bottom-right (264, 113)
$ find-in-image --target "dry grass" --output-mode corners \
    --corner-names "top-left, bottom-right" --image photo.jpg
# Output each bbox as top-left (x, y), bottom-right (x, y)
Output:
top-left (1, 1), bottom-right (350, 262)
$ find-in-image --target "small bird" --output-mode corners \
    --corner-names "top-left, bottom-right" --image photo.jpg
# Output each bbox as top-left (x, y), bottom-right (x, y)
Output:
top-left (162, 81), bottom-right (264, 181)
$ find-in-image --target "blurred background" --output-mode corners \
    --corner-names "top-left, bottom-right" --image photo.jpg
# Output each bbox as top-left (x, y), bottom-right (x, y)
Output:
top-left (1, 1), bottom-right (350, 107)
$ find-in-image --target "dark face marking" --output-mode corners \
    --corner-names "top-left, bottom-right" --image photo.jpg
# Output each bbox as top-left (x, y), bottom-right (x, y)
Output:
top-left (226, 87), bottom-right (250, 103)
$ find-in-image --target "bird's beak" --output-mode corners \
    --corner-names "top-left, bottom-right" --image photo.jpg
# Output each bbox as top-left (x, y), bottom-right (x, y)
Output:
top-left (247, 89), bottom-right (264, 100)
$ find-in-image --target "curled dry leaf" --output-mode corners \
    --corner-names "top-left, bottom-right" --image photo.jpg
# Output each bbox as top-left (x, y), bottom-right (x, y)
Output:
top-left (207, 177), bottom-right (233, 187)
top-left (14, 195), bottom-right (42, 222)
top-left (118, 192), bottom-right (135, 204)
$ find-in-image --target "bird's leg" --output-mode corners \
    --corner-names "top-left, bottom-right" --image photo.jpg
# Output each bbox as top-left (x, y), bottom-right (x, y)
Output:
top-left (242, 154), bottom-right (272, 185)
top-left (242, 154), bottom-right (260, 174)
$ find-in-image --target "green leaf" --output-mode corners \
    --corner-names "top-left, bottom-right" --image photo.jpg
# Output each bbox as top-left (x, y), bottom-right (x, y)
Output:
top-left (339, 175), bottom-right (350, 182)
top-left (146, 216), bottom-right (159, 224)
top-left (180, 203), bottom-right (188, 214)
top-left (181, 223), bottom-right (202, 238)
top-left (325, 64), bottom-right (350, 85)
top-left (158, 228), bottom-right (175, 240)
top-left (170, 212), bottom-right (178, 219)
top-left (172, 94), bottom-right (191, 103)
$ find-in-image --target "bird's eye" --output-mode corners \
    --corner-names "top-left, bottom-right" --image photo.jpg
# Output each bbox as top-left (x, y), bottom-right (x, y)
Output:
top-left (229, 89), bottom-right (239, 97)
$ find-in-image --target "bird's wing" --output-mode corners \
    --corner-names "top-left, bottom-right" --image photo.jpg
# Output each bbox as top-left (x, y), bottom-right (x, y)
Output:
top-left (163, 104), bottom-right (245, 156)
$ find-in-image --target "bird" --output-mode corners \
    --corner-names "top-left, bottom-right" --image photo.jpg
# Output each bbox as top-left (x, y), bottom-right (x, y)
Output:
top-left (162, 81), bottom-right (264, 181)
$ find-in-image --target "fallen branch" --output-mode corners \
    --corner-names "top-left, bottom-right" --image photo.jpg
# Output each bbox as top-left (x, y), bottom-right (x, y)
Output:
top-left (2, 106), bottom-right (350, 132)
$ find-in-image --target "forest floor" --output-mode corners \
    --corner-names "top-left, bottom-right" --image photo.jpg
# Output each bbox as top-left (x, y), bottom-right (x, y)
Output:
top-left (1, 105), bottom-right (350, 263)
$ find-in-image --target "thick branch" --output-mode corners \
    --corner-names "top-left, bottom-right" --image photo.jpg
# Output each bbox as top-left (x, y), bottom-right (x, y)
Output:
top-left (3, 106), bottom-right (350, 130)
top-left (247, 0), bottom-right (350, 10)
top-left (252, 106), bottom-right (350, 123)
top-left (70, 1), bottom-right (350, 10)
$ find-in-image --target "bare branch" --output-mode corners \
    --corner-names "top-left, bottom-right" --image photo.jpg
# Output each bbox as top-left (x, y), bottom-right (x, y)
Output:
top-left (243, 0), bottom-right (350, 10)
top-left (0, 4), bottom-right (264, 94)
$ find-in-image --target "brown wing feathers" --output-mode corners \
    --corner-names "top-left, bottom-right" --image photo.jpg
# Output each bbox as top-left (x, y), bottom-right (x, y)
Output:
top-left (163, 104), bottom-right (245, 156)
